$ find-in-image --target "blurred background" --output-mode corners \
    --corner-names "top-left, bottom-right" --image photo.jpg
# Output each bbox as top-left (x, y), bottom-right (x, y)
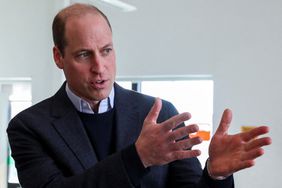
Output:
top-left (1, 0), bottom-right (281, 187)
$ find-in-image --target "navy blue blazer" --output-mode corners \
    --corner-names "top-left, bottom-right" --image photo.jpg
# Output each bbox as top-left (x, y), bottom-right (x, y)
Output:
top-left (7, 83), bottom-right (234, 188)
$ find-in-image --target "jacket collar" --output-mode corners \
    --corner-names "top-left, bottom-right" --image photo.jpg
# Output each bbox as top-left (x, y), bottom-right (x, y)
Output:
top-left (114, 83), bottom-right (142, 150)
top-left (50, 82), bottom-right (97, 170)
top-left (50, 82), bottom-right (142, 169)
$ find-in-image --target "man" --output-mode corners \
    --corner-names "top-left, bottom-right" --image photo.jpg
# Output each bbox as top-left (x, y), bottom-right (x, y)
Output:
top-left (7, 3), bottom-right (272, 188)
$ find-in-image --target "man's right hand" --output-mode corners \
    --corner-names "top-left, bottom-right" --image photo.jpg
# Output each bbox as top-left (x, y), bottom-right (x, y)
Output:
top-left (135, 98), bottom-right (202, 168)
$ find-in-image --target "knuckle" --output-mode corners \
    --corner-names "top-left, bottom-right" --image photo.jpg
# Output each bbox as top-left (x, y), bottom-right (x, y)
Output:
top-left (167, 132), bottom-right (177, 141)
top-left (187, 124), bottom-right (198, 133)
top-left (175, 140), bottom-right (190, 151)
top-left (163, 153), bottom-right (173, 162)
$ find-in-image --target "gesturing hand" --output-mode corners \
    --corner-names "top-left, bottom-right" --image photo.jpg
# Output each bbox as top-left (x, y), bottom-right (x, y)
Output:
top-left (208, 109), bottom-right (272, 178)
top-left (135, 98), bottom-right (202, 168)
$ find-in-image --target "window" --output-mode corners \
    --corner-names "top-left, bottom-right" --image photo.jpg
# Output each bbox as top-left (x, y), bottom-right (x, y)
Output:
top-left (117, 79), bottom-right (213, 167)
top-left (0, 80), bottom-right (32, 187)
top-left (116, 81), bottom-right (132, 90)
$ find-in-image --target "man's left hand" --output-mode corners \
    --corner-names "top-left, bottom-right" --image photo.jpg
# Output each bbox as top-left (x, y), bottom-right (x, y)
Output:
top-left (207, 109), bottom-right (272, 179)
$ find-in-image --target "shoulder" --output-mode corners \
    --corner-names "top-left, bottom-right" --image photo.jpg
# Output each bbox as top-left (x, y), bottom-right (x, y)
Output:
top-left (8, 96), bottom-right (54, 127)
top-left (7, 83), bottom-right (70, 131)
top-left (10, 82), bottom-right (72, 123)
top-left (114, 83), bottom-right (178, 120)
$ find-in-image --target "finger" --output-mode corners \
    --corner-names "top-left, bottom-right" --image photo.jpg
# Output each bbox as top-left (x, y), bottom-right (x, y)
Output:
top-left (241, 126), bottom-right (270, 142)
top-left (233, 160), bottom-right (255, 172)
top-left (241, 148), bottom-right (264, 161)
top-left (144, 98), bottom-right (162, 124)
top-left (170, 149), bottom-right (201, 161)
top-left (214, 109), bottom-right (232, 135)
top-left (171, 137), bottom-right (202, 151)
top-left (244, 137), bottom-right (272, 151)
top-left (167, 124), bottom-right (199, 142)
top-left (161, 112), bottom-right (191, 132)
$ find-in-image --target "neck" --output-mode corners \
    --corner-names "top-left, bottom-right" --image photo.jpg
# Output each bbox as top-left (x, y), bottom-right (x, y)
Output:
top-left (87, 100), bottom-right (101, 113)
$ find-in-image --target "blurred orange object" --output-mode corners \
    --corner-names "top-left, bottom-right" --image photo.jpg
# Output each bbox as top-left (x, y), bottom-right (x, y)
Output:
top-left (190, 130), bottom-right (210, 141)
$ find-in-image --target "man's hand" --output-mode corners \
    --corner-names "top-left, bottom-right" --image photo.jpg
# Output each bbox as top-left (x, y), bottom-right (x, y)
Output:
top-left (135, 98), bottom-right (202, 168)
top-left (208, 109), bottom-right (272, 178)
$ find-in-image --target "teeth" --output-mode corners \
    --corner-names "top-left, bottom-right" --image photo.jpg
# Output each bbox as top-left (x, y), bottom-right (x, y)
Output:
top-left (96, 80), bottom-right (103, 84)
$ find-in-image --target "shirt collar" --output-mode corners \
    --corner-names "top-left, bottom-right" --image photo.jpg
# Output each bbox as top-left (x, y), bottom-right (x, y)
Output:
top-left (65, 83), bottom-right (115, 114)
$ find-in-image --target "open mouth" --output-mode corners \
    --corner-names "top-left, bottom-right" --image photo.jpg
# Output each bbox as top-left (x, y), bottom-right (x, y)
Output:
top-left (96, 80), bottom-right (105, 84)
top-left (90, 80), bottom-right (107, 89)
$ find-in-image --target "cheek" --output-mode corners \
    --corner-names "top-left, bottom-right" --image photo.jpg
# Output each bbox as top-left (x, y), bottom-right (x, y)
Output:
top-left (65, 64), bottom-right (90, 80)
top-left (111, 63), bottom-right (116, 72)
top-left (108, 64), bottom-right (116, 79)
top-left (108, 57), bottom-right (116, 75)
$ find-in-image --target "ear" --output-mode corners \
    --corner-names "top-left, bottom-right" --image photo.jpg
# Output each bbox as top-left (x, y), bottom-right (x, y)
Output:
top-left (53, 46), bottom-right (64, 69)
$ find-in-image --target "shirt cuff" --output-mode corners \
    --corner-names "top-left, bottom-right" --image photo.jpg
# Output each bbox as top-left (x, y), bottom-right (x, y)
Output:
top-left (203, 160), bottom-right (234, 187)
top-left (121, 144), bottom-right (150, 187)
top-left (206, 158), bottom-right (227, 180)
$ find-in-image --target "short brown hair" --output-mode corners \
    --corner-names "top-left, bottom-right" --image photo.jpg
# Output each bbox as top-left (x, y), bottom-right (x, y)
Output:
top-left (52, 3), bottom-right (112, 56)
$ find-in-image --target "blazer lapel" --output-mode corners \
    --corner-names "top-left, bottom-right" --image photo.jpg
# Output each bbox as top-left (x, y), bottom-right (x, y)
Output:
top-left (51, 83), bottom-right (97, 170)
top-left (114, 84), bottom-right (143, 150)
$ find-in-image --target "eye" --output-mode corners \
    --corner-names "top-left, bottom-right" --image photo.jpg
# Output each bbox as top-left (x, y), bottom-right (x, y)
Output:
top-left (101, 48), bottom-right (112, 56)
top-left (77, 51), bottom-right (91, 59)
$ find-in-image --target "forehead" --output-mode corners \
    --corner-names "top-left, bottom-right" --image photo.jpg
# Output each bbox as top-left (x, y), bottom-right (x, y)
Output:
top-left (65, 12), bottom-right (110, 33)
top-left (64, 13), bottom-right (112, 46)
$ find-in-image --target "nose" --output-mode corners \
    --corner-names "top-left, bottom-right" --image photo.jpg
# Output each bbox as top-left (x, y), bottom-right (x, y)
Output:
top-left (90, 54), bottom-right (105, 74)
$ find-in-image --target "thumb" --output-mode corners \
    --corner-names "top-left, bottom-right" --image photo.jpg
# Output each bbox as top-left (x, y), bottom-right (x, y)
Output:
top-left (214, 108), bottom-right (232, 135)
top-left (144, 97), bottom-right (162, 124)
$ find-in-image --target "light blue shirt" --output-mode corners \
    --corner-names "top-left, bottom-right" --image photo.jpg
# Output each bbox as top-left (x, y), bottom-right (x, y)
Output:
top-left (65, 83), bottom-right (115, 114)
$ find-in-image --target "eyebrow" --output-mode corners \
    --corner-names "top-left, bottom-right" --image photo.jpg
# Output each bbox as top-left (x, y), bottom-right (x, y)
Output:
top-left (102, 42), bottom-right (113, 48)
top-left (72, 42), bottom-right (113, 54)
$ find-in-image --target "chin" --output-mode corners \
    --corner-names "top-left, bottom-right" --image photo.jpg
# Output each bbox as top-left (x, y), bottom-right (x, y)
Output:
top-left (91, 92), bottom-right (110, 101)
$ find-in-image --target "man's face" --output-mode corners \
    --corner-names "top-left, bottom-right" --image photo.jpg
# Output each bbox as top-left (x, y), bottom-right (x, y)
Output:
top-left (54, 13), bottom-right (116, 103)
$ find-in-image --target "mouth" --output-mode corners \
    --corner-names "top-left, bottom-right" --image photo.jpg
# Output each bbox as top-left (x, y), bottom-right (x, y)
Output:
top-left (90, 79), bottom-right (108, 89)
top-left (95, 80), bottom-right (105, 84)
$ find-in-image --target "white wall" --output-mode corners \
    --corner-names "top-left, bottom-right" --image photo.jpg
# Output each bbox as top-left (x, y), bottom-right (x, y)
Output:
top-left (1, 0), bottom-right (281, 187)
top-left (0, 0), bottom-right (65, 103)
